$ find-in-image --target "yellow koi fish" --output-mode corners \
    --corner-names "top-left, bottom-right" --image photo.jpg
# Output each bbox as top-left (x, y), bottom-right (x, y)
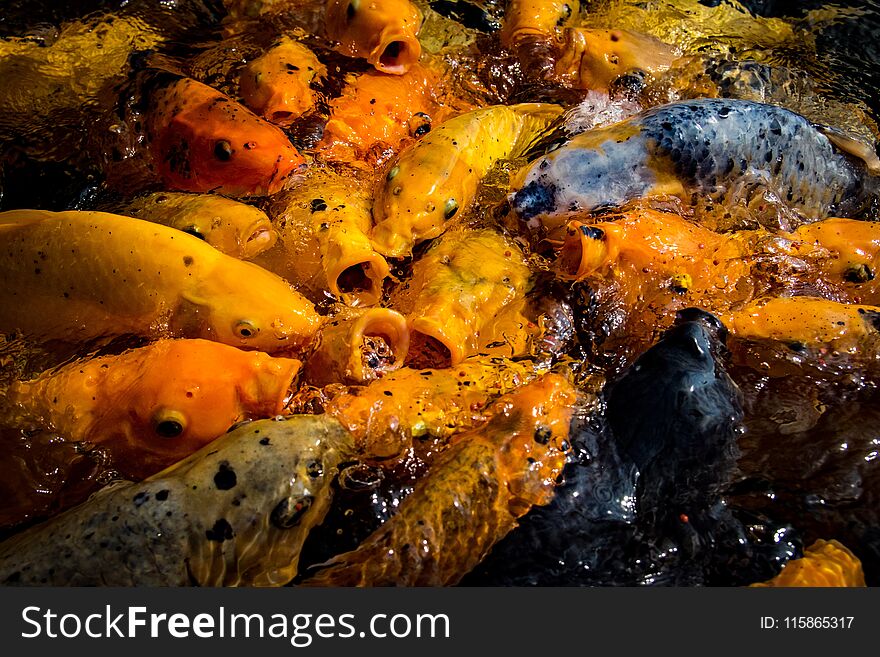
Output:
top-left (116, 192), bottom-right (276, 260)
top-left (0, 210), bottom-right (322, 353)
top-left (372, 103), bottom-right (563, 257)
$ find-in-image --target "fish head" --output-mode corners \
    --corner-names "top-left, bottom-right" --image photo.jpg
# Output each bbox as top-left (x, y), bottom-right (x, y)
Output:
top-left (148, 78), bottom-right (306, 196)
top-left (326, 0), bottom-right (423, 74)
top-left (168, 415), bottom-right (356, 586)
top-left (194, 260), bottom-right (324, 355)
top-left (98, 340), bottom-right (302, 478)
top-left (157, 195), bottom-right (277, 259)
top-left (372, 150), bottom-right (467, 256)
top-left (239, 38), bottom-right (326, 126)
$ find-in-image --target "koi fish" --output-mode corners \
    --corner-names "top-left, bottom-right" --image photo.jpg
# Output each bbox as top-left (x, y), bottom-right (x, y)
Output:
top-left (261, 166), bottom-right (391, 307)
top-left (319, 357), bottom-right (539, 459)
top-left (500, 0), bottom-right (579, 49)
top-left (372, 103), bottom-right (564, 257)
top-left (301, 373), bottom-right (576, 586)
top-left (0, 415), bottom-right (354, 586)
top-left (317, 63), bottom-right (461, 167)
top-left (512, 98), bottom-right (879, 233)
top-left (0, 210), bottom-right (322, 353)
top-left (751, 539), bottom-right (866, 587)
top-left (304, 307), bottom-right (409, 386)
top-left (239, 36), bottom-right (326, 126)
top-left (390, 229), bottom-right (533, 368)
top-left (325, 0), bottom-right (423, 75)
top-left (2, 339), bottom-right (302, 479)
top-left (723, 296), bottom-right (880, 354)
top-left (145, 76), bottom-right (305, 196)
top-left (116, 192), bottom-right (277, 260)
top-left (553, 27), bottom-right (677, 91)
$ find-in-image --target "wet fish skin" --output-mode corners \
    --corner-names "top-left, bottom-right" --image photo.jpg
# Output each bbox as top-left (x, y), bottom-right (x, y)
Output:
top-left (0, 416), bottom-right (354, 587)
top-left (512, 98), bottom-right (874, 230)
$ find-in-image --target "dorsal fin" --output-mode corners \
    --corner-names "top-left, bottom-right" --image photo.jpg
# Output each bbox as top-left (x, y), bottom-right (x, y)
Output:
top-left (815, 123), bottom-right (880, 175)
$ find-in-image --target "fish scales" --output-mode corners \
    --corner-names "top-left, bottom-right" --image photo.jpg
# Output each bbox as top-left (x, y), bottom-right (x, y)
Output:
top-left (0, 416), bottom-right (354, 587)
top-left (512, 98), bottom-right (874, 230)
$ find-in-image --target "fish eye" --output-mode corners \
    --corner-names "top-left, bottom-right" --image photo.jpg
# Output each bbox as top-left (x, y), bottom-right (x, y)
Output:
top-left (181, 225), bottom-right (206, 240)
top-left (214, 140), bottom-right (234, 161)
top-left (444, 199), bottom-right (458, 219)
top-left (408, 112), bottom-right (432, 138)
top-left (386, 165), bottom-right (400, 181)
top-left (270, 495), bottom-right (314, 529)
top-left (152, 409), bottom-right (187, 439)
top-left (234, 320), bottom-right (260, 339)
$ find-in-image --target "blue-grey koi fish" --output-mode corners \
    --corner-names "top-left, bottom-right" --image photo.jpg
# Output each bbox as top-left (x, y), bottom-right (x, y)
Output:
top-left (511, 98), bottom-right (880, 231)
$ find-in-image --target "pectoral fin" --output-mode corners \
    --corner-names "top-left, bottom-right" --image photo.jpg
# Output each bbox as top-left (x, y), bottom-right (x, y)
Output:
top-left (815, 124), bottom-right (880, 175)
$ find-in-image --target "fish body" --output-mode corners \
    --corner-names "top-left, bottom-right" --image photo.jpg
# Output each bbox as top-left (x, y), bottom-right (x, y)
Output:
top-left (146, 77), bottom-right (304, 196)
top-left (372, 103), bottom-right (563, 257)
top-left (325, 0), bottom-right (423, 74)
top-left (116, 192), bottom-right (276, 260)
top-left (301, 373), bottom-right (576, 586)
top-left (512, 99), bottom-right (875, 231)
top-left (321, 357), bottom-right (539, 459)
top-left (2, 339), bottom-right (302, 478)
top-left (0, 415), bottom-right (354, 586)
top-left (239, 37), bottom-right (326, 126)
top-left (751, 539), bottom-right (866, 587)
top-left (0, 210), bottom-right (322, 353)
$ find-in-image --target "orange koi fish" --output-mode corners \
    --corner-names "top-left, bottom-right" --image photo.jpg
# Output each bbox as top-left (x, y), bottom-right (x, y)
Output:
top-left (317, 63), bottom-right (460, 167)
top-left (321, 357), bottom-right (539, 459)
top-left (146, 76), bottom-right (305, 196)
top-left (325, 0), bottom-right (423, 74)
top-left (751, 539), bottom-right (866, 587)
top-left (239, 36), bottom-right (326, 126)
top-left (553, 28), bottom-right (677, 91)
top-left (2, 339), bottom-right (302, 479)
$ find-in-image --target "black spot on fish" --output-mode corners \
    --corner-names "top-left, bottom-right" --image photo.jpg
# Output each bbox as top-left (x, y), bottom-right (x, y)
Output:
top-left (133, 492), bottom-right (150, 507)
top-left (579, 225), bottom-right (605, 240)
top-left (205, 519), bottom-right (234, 542)
top-left (183, 255), bottom-right (194, 266)
top-left (214, 462), bottom-right (237, 490)
top-left (858, 308), bottom-right (880, 332)
top-left (310, 198), bottom-right (327, 212)
top-left (513, 181), bottom-right (558, 220)
top-left (306, 460), bottom-right (324, 478)
top-left (534, 425), bottom-right (552, 444)
top-left (260, 437), bottom-right (271, 446)
top-left (155, 489), bottom-right (170, 501)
